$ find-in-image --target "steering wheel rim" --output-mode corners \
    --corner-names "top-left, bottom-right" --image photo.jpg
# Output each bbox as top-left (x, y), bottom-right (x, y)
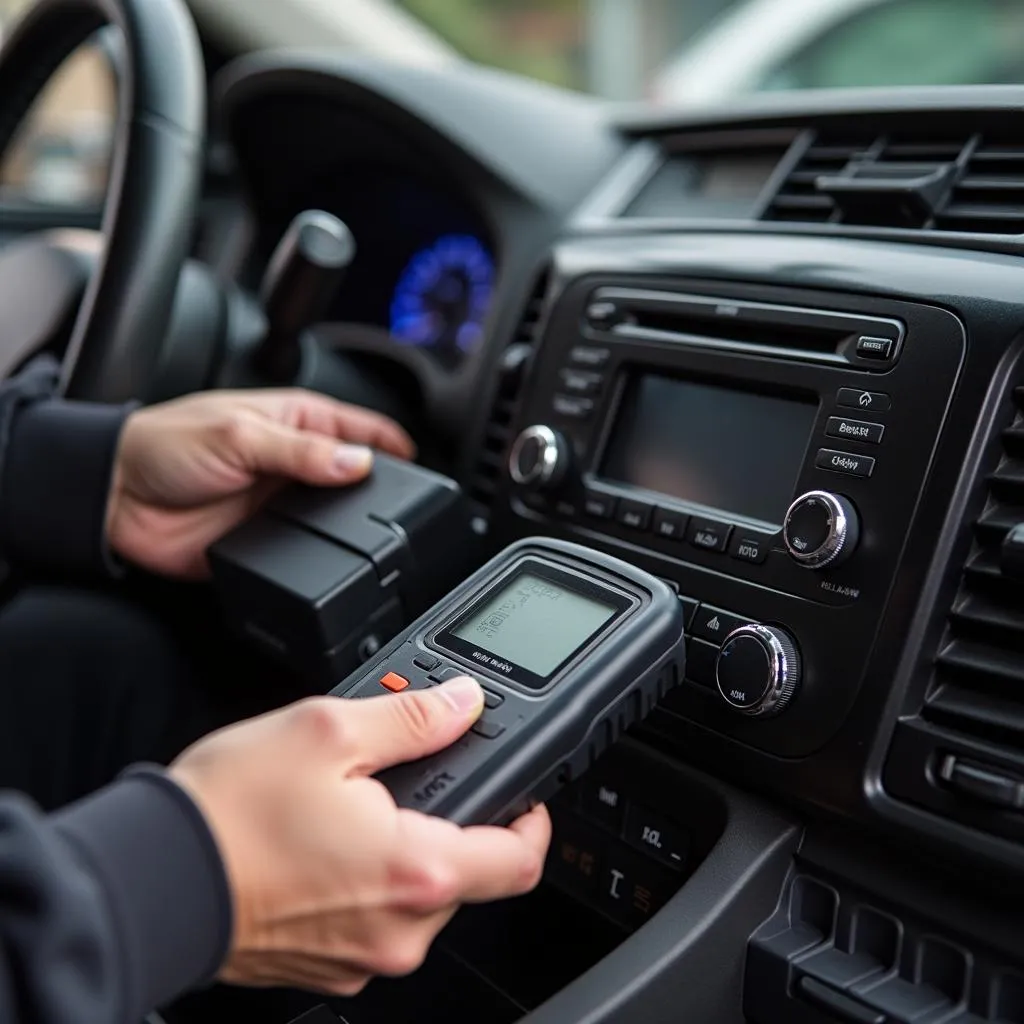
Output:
top-left (0, 0), bottom-right (205, 402)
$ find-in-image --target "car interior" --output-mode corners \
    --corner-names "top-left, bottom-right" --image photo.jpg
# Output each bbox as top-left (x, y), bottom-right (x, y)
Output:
top-left (2, 0), bottom-right (1024, 1023)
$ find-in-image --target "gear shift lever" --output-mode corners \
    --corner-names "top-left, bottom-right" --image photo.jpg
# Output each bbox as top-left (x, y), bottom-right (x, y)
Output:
top-left (254, 209), bottom-right (355, 380)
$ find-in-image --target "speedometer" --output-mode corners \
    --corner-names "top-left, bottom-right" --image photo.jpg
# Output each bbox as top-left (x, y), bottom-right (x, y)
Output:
top-left (389, 234), bottom-right (495, 367)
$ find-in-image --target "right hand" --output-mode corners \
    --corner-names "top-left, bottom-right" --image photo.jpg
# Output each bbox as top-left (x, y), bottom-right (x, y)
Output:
top-left (169, 677), bottom-right (551, 995)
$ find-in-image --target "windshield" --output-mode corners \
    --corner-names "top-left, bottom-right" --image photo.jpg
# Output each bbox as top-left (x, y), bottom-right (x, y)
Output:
top-left (392, 0), bottom-right (1024, 105)
top-left (2, 0), bottom-right (1024, 205)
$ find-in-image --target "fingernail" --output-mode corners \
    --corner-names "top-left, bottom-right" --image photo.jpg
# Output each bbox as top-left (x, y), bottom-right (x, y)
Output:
top-left (334, 444), bottom-right (373, 476)
top-left (437, 676), bottom-right (483, 715)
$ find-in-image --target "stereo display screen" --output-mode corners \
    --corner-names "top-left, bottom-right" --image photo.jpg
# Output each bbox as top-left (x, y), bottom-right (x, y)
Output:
top-left (601, 375), bottom-right (817, 525)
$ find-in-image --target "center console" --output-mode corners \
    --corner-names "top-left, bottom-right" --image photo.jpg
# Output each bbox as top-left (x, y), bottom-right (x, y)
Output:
top-left (492, 264), bottom-right (965, 758)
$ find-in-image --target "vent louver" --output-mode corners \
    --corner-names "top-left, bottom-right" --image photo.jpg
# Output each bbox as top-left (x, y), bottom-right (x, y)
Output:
top-left (466, 267), bottom-right (550, 512)
top-left (927, 385), bottom-right (1024, 749)
top-left (934, 142), bottom-right (1024, 235)
top-left (765, 133), bottom-right (874, 223)
top-left (765, 128), bottom-right (1024, 236)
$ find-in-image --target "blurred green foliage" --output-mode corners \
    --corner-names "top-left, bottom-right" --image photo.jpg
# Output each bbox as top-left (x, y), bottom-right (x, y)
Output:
top-left (398, 0), bottom-right (585, 89)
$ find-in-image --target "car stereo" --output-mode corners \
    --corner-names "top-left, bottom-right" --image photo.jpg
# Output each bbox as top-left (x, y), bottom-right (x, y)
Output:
top-left (488, 268), bottom-right (965, 758)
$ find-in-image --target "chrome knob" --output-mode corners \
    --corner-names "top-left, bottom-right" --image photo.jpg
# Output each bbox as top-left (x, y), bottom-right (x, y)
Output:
top-left (783, 491), bottom-right (859, 570)
top-left (508, 425), bottom-right (569, 489)
top-left (716, 623), bottom-right (801, 718)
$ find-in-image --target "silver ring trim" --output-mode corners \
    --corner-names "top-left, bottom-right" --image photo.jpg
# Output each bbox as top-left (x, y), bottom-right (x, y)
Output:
top-left (509, 425), bottom-right (560, 486)
top-left (716, 624), bottom-right (799, 718)
top-left (783, 490), bottom-right (849, 569)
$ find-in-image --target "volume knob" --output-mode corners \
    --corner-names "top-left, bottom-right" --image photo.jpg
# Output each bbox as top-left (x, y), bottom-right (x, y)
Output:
top-left (716, 624), bottom-right (801, 718)
top-left (508, 425), bottom-right (569, 490)
top-left (783, 491), bottom-right (860, 569)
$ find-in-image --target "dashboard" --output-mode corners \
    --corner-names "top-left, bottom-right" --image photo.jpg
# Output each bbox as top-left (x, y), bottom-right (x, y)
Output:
top-left (269, 164), bottom-right (496, 371)
top-left (212, 57), bottom-right (1024, 1024)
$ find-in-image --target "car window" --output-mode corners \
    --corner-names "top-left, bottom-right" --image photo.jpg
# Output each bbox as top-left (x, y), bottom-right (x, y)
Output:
top-left (759, 0), bottom-right (1024, 92)
top-left (0, 36), bottom-right (116, 208)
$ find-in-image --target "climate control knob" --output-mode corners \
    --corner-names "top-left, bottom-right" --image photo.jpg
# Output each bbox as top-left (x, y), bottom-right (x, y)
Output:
top-left (716, 624), bottom-right (801, 718)
top-left (783, 491), bottom-right (860, 569)
top-left (508, 425), bottom-right (569, 490)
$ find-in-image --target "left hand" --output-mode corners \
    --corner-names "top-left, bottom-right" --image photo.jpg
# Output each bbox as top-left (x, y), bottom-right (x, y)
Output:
top-left (106, 389), bottom-right (415, 579)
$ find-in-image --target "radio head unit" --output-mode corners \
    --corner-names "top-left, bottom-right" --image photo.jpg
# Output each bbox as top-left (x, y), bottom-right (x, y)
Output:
top-left (600, 373), bottom-right (817, 529)
top-left (490, 268), bottom-right (965, 758)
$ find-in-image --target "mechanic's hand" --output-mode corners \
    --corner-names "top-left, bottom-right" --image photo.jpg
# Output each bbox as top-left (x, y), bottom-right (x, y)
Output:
top-left (106, 388), bottom-right (415, 578)
top-left (170, 676), bottom-right (550, 995)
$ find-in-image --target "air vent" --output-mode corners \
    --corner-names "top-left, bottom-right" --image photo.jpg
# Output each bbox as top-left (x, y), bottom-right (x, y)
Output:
top-left (765, 132), bottom-right (876, 223)
top-left (765, 128), bottom-right (1024, 235)
top-left (926, 385), bottom-right (1024, 749)
top-left (466, 267), bottom-right (551, 512)
top-left (934, 142), bottom-right (1024, 235)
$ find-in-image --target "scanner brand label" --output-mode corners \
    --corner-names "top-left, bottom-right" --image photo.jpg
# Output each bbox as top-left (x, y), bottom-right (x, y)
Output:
top-left (470, 649), bottom-right (514, 674)
top-left (414, 771), bottom-right (456, 804)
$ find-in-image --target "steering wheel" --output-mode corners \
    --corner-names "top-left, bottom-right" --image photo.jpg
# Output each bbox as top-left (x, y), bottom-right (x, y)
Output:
top-left (0, 0), bottom-right (204, 402)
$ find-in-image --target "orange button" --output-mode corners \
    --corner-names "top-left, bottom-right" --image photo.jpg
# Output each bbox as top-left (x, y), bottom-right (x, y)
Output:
top-left (380, 672), bottom-right (410, 693)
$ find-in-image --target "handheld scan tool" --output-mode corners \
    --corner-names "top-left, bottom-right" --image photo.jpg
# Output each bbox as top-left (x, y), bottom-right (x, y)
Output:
top-left (332, 538), bottom-right (686, 826)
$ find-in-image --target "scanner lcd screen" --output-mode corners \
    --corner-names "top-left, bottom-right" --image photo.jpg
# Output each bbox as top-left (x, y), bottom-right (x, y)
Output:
top-left (450, 571), bottom-right (618, 679)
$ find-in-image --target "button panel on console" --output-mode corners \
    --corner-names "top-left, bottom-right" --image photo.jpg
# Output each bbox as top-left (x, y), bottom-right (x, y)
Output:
top-left (552, 395), bottom-right (594, 420)
top-left (583, 490), bottom-right (616, 519)
top-left (547, 771), bottom-right (693, 931)
top-left (825, 416), bottom-right (885, 445)
top-left (652, 507), bottom-right (689, 540)
top-left (815, 448), bottom-right (876, 478)
top-left (836, 387), bottom-right (891, 413)
top-left (616, 498), bottom-right (652, 531)
top-left (691, 606), bottom-right (746, 644)
top-left (687, 517), bottom-right (733, 553)
top-left (560, 369), bottom-right (604, 396)
top-left (729, 532), bottom-right (770, 564)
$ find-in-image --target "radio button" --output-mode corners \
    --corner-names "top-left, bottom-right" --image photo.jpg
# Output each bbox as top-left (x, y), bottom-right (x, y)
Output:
top-left (617, 499), bottom-right (652, 531)
top-left (583, 490), bottom-right (616, 520)
top-left (553, 394), bottom-right (595, 420)
top-left (687, 517), bottom-right (732, 553)
top-left (815, 448), bottom-right (876, 478)
top-left (837, 388), bottom-right (891, 413)
top-left (729, 533), bottom-right (771, 564)
top-left (652, 507), bottom-right (688, 540)
top-left (692, 606), bottom-right (746, 644)
top-left (560, 368), bottom-right (604, 396)
top-left (855, 335), bottom-right (894, 360)
top-left (570, 345), bottom-right (610, 368)
top-left (825, 416), bottom-right (885, 445)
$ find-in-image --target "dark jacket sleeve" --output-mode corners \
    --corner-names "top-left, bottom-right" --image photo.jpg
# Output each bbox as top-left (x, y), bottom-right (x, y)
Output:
top-left (0, 768), bottom-right (232, 1024)
top-left (0, 356), bottom-right (133, 576)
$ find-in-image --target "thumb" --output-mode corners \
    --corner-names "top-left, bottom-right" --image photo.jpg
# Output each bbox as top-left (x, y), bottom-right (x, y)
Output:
top-left (237, 417), bottom-right (375, 485)
top-left (344, 677), bottom-right (485, 775)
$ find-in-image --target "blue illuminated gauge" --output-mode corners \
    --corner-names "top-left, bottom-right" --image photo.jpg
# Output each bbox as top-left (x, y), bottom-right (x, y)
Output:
top-left (389, 234), bottom-right (495, 367)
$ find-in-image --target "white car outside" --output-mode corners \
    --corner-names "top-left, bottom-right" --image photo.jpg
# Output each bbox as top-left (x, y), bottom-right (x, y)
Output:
top-left (652, 0), bottom-right (1024, 106)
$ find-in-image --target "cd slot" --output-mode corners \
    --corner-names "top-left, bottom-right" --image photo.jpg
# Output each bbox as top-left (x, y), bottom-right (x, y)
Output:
top-left (627, 306), bottom-right (844, 354)
top-left (587, 288), bottom-right (904, 368)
